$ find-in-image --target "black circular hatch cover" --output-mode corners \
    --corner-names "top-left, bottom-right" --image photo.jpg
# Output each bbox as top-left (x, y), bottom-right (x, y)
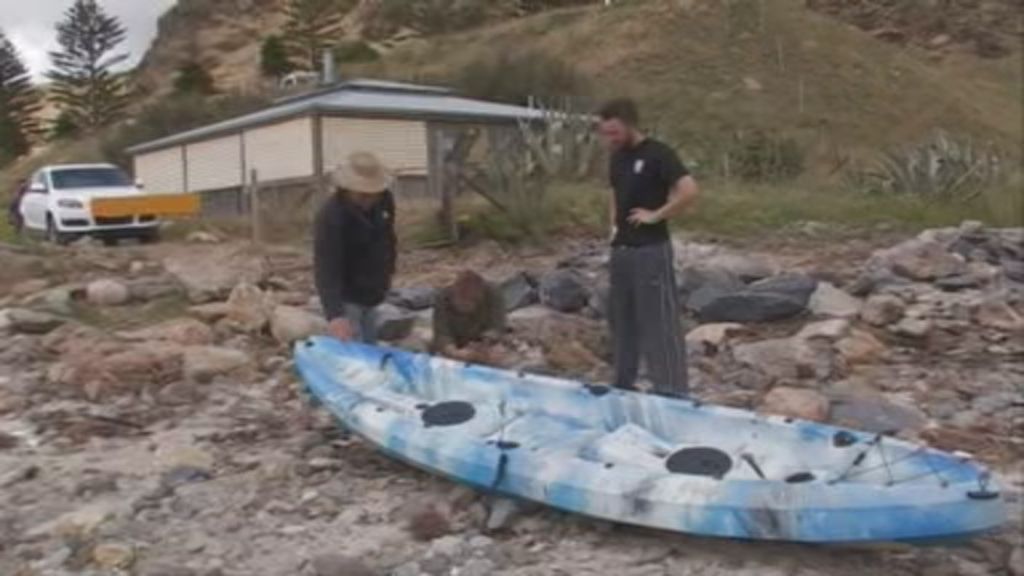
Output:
top-left (665, 447), bottom-right (733, 479)
top-left (421, 401), bottom-right (476, 427)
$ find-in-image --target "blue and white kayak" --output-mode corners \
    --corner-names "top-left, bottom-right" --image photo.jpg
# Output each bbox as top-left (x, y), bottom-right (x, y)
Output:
top-left (294, 336), bottom-right (1006, 543)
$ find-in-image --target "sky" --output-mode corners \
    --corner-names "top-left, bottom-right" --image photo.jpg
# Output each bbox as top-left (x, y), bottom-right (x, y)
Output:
top-left (0, 0), bottom-right (179, 80)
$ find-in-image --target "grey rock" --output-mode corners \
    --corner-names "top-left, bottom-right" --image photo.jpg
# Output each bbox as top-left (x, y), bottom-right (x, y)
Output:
top-left (163, 248), bottom-right (265, 303)
top-left (137, 561), bottom-right (197, 576)
top-left (887, 239), bottom-right (967, 281)
top-left (311, 554), bottom-right (376, 576)
top-left (697, 292), bottom-right (806, 323)
top-left (270, 305), bottom-right (326, 344)
top-left (499, 272), bottom-right (536, 312)
top-left (829, 395), bottom-right (928, 434)
top-left (699, 252), bottom-right (778, 282)
top-left (459, 559), bottom-right (496, 576)
top-left (748, 273), bottom-right (818, 305)
top-left (678, 265), bottom-right (743, 311)
top-left (5, 308), bottom-right (64, 334)
top-left (388, 287), bottom-right (437, 311)
top-left (808, 282), bottom-right (862, 318)
top-left (890, 317), bottom-right (933, 339)
top-left (375, 304), bottom-right (417, 341)
top-left (128, 276), bottom-right (184, 301)
top-left (585, 281), bottom-right (610, 320)
top-left (86, 279), bottom-right (130, 306)
top-left (861, 294), bottom-right (905, 326)
top-left (485, 497), bottom-right (522, 531)
top-left (183, 346), bottom-right (250, 381)
top-left (391, 562), bottom-right (421, 576)
top-left (539, 270), bottom-right (589, 313)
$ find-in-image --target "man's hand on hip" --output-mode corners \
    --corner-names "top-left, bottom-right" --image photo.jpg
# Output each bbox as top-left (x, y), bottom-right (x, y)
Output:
top-left (627, 208), bottom-right (662, 226)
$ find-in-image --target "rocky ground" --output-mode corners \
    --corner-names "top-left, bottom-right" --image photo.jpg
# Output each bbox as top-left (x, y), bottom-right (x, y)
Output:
top-left (1, 222), bottom-right (1022, 576)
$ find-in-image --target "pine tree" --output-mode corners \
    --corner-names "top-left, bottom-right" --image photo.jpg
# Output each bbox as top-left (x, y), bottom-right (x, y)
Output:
top-left (174, 61), bottom-right (216, 95)
top-left (282, 0), bottom-right (344, 72)
top-left (260, 35), bottom-right (293, 79)
top-left (46, 0), bottom-right (130, 131)
top-left (0, 29), bottom-right (41, 164)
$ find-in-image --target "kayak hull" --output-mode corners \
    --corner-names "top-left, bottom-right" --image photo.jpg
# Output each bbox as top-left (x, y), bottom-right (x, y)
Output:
top-left (295, 337), bottom-right (1006, 543)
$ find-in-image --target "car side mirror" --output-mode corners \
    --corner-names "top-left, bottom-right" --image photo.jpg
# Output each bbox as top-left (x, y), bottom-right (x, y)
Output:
top-left (29, 182), bottom-right (46, 193)
top-left (135, 178), bottom-right (145, 189)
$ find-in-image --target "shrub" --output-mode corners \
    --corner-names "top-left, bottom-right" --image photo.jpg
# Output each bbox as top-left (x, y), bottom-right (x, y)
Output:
top-left (724, 130), bottom-right (805, 182)
top-left (333, 40), bottom-right (380, 63)
top-left (454, 50), bottom-right (591, 106)
top-left (100, 92), bottom-right (270, 169)
top-left (843, 131), bottom-right (1004, 201)
top-left (369, 0), bottom-right (489, 37)
top-left (174, 62), bottom-right (217, 95)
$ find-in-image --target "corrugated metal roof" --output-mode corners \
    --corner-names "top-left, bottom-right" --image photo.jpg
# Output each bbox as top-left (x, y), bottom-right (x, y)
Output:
top-left (127, 79), bottom-right (543, 155)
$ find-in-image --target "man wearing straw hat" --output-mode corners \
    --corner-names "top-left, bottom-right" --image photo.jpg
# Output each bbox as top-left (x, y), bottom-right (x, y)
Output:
top-left (314, 151), bottom-right (397, 343)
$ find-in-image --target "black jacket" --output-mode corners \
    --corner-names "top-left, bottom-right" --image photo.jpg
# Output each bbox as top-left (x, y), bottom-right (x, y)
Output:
top-left (313, 192), bottom-right (397, 318)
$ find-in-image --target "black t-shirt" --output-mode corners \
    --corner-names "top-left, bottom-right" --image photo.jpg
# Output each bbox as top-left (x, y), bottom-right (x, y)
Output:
top-left (610, 138), bottom-right (689, 247)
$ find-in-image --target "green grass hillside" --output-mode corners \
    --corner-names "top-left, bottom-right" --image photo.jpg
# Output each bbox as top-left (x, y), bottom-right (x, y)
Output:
top-left (368, 0), bottom-right (1021, 170)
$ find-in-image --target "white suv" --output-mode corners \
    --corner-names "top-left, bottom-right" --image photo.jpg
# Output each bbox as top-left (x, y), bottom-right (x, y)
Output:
top-left (19, 164), bottom-right (160, 245)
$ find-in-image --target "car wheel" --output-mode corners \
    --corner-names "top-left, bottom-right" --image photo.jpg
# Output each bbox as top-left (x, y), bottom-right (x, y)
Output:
top-left (138, 228), bottom-right (160, 244)
top-left (46, 215), bottom-right (73, 246)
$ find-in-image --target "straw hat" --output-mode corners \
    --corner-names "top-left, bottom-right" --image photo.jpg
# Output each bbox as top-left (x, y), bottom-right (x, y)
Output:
top-left (330, 151), bottom-right (394, 194)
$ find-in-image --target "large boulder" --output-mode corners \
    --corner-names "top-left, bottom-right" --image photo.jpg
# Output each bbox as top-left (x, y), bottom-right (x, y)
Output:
top-left (694, 274), bottom-right (816, 323)
top-left (697, 292), bottom-right (806, 323)
top-left (86, 279), bottom-right (131, 306)
top-left (678, 265), bottom-right (743, 311)
top-left (183, 346), bottom-right (250, 382)
top-left (388, 286), bottom-right (437, 311)
top-left (499, 273), bottom-right (537, 312)
top-left (163, 247), bottom-right (266, 303)
top-left (748, 274), bottom-right (818, 304)
top-left (271, 305), bottom-right (327, 343)
top-left (374, 303), bottom-right (417, 342)
top-left (118, 318), bottom-right (214, 346)
top-left (539, 270), bottom-right (589, 313)
top-left (759, 387), bottom-right (830, 422)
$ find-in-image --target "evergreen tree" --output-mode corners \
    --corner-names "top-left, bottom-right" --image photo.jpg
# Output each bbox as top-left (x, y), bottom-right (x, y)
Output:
top-left (260, 35), bottom-right (293, 79)
top-left (282, 0), bottom-right (344, 71)
top-left (0, 29), bottom-right (41, 164)
top-left (46, 0), bottom-right (130, 131)
top-left (174, 61), bottom-right (216, 95)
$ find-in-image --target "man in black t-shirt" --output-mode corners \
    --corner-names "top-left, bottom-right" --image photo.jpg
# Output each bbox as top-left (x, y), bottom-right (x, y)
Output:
top-left (598, 99), bottom-right (700, 397)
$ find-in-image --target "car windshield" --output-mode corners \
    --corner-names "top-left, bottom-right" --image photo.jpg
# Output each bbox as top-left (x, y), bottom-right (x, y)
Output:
top-left (50, 168), bottom-right (131, 190)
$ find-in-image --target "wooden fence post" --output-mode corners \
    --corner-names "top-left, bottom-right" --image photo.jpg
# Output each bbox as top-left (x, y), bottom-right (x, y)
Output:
top-left (249, 169), bottom-right (262, 244)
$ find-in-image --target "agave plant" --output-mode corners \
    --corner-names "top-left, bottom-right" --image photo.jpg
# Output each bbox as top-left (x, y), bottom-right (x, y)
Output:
top-left (847, 131), bottom-right (1004, 201)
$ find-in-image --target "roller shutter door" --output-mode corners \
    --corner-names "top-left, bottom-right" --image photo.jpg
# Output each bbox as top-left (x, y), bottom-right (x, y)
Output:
top-left (186, 135), bottom-right (243, 192)
top-left (133, 147), bottom-right (185, 194)
top-left (321, 118), bottom-right (428, 175)
top-left (243, 117), bottom-right (314, 183)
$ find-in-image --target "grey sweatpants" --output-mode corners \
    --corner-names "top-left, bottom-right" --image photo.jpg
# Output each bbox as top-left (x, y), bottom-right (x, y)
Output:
top-left (609, 242), bottom-right (688, 397)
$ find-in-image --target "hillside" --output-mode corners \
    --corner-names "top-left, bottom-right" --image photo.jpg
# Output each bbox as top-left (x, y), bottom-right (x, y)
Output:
top-left (132, 0), bottom-right (1021, 167)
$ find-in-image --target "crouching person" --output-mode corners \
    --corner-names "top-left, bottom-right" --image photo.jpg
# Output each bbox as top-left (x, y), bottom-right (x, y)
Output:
top-left (314, 152), bottom-right (397, 343)
top-left (432, 271), bottom-right (508, 363)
